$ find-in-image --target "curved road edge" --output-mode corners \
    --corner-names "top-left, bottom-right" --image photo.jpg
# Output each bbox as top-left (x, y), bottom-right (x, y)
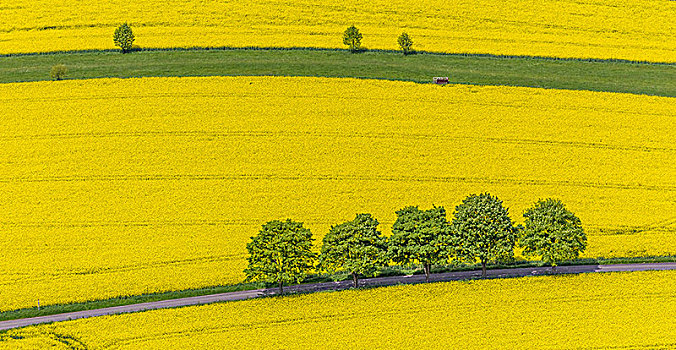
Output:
top-left (1, 262), bottom-right (674, 331)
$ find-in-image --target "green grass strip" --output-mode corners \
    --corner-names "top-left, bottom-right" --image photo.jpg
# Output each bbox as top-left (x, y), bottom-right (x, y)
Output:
top-left (0, 255), bottom-right (673, 323)
top-left (1, 48), bottom-right (674, 96)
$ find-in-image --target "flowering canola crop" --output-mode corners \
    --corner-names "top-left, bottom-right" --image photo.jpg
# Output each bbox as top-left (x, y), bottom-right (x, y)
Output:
top-left (0, 76), bottom-right (674, 312)
top-left (0, 0), bottom-right (674, 62)
top-left (1, 270), bottom-right (675, 349)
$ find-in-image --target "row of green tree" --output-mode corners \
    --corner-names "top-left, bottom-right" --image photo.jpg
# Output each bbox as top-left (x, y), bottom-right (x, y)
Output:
top-left (343, 25), bottom-right (414, 54)
top-left (109, 23), bottom-right (411, 55)
top-left (55, 24), bottom-right (382, 80)
top-left (245, 193), bottom-right (587, 293)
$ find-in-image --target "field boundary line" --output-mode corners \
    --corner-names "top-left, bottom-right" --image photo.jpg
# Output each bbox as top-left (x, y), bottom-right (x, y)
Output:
top-left (1, 131), bottom-right (673, 153)
top-left (0, 262), bottom-right (673, 331)
top-left (1, 173), bottom-right (674, 192)
top-left (1, 46), bottom-right (675, 66)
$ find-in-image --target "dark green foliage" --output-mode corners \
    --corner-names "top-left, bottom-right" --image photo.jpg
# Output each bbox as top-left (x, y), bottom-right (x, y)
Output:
top-left (452, 193), bottom-right (518, 277)
top-left (520, 198), bottom-right (587, 268)
top-left (244, 219), bottom-right (316, 294)
top-left (49, 64), bottom-right (67, 80)
top-left (397, 32), bottom-right (413, 55)
top-left (319, 213), bottom-right (388, 287)
top-left (343, 25), bottom-right (363, 53)
top-left (113, 23), bottom-right (135, 53)
top-left (388, 205), bottom-right (454, 281)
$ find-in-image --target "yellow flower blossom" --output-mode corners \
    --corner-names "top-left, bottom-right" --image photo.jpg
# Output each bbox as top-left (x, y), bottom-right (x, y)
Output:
top-left (0, 0), bottom-right (674, 61)
top-left (2, 271), bottom-right (675, 349)
top-left (0, 76), bottom-right (673, 311)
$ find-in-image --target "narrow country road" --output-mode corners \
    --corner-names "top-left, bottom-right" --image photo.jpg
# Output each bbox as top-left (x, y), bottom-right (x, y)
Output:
top-left (1, 262), bottom-right (674, 331)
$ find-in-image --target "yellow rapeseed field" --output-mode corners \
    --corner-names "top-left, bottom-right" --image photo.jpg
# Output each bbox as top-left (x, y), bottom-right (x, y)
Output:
top-left (1, 0), bottom-right (674, 61)
top-left (0, 76), bottom-right (674, 311)
top-left (2, 270), bottom-right (675, 349)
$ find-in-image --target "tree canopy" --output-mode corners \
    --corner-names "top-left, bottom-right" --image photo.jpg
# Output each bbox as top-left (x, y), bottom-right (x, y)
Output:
top-left (388, 205), bottom-right (453, 281)
top-left (50, 64), bottom-right (67, 81)
top-left (397, 32), bottom-right (413, 55)
top-left (452, 193), bottom-right (518, 277)
top-left (244, 219), bottom-right (316, 294)
top-left (319, 213), bottom-right (388, 287)
top-left (113, 23), bottom-right (135, 53)
top-left (520, 198), bottom-right (587, 268)
top-left (343, 25), bottom-right (363, 53)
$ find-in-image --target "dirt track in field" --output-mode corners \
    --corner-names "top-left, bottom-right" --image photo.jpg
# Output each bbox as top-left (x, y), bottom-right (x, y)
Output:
top-left (1, 262), bottom-right (674, 331)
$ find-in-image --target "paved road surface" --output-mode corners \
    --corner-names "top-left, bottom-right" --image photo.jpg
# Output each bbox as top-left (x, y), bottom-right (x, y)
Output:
top-left (1, 262), bottom-right (674, 331)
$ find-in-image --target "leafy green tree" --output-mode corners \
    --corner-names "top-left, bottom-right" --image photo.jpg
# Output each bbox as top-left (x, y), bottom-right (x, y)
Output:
top-left (519, 198), bottom-right (586, 269)
top-left (113, 23), bottom-right (135, 53)
top-left (343, 25), bottom-right (363, 53)
top-left (397, 32), bottom-right (413, 55)
top-left (50, 64), bottom-right (67, 81)
top-left (319, 213), bottom-right (388, 287)
top-left (244, 219), bottom-right (316, 294)
top-left (388, 205), bottom-right (453, 282)
top-left (452, 193), bottom-right (518, 277)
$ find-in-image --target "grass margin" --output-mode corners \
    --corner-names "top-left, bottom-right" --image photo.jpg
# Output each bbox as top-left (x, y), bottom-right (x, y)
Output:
top-left (3, 46), bottom-right (676, 66)
top-left (1, 255), bottom-right (673, 323)
top-left (2, 47), bottom-right (674, 97)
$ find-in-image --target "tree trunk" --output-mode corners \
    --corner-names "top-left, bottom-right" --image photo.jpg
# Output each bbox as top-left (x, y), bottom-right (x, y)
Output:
top-left (423, 264), bottom-right (431, 282)
top-left (552, 265), bottom-right (556, 272)
top-left (353, 273), bottom-right (359, 288)
top-left (481, 260), bottom-right (487, 278)
top-left (278, 280), bottom-right (283, 295)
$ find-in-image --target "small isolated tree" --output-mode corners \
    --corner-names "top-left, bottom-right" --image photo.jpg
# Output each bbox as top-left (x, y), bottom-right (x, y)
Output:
top-left (388, 205), bottom-right (453, 282)
top-left (452, 193), bottom-right (518, 277)
top-left (519, 198), bottom-right (587, 270)
top-left (319, 213), bottom-right (388, 287)
top-left (113, 23), bottom-right (135, 53)
top-left (343, 25), bottom-right (363, 53)
top-left (50, 64), bottom-right (68, 81)
top-left (397, 32), bottom-right (413, 55)
top-left (244, 219), bottom-right (316, 294)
